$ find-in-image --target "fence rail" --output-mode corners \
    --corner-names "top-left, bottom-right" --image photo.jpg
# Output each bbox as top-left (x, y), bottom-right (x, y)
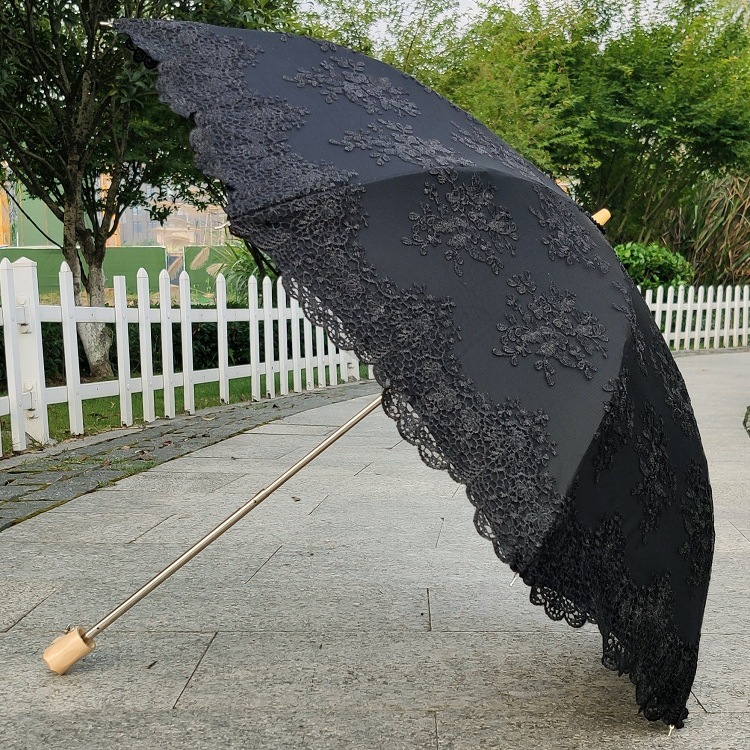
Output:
top-left (1, 256), bottom-right (749, 453)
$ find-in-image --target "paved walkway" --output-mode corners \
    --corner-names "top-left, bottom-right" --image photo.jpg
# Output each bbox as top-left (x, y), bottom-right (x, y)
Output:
top-left (0, 382), bottom-right (380, 530)
top-left (0, 351), bottom-right (748, 749)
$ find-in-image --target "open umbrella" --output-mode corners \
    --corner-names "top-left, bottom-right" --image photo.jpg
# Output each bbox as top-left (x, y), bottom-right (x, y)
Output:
top-left (45, 20), bottom-right (714, 730)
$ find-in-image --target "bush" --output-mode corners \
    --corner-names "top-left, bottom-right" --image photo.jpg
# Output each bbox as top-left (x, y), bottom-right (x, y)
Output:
top-left (614, 242), bottom-right (695, 292)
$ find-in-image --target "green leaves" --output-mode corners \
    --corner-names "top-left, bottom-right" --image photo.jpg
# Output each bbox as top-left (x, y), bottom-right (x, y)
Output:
top-left (614, 242), bottom-right (695, 291)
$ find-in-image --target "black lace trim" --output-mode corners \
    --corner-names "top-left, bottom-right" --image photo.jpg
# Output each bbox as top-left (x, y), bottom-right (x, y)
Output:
top-left (527, 510), bottom-right (696, 728)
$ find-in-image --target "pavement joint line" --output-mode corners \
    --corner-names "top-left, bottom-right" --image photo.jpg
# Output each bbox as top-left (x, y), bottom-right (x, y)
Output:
top-left (435, 517), bottom-right (445, 548)
top-left (127, 514), bottom-right (178, 544)
top-left (690, 691), bottom-right (709, 714)
top-left (426, 588), bottom-right (432, 632)
top-left (354, 461), bottom-right (373, 476)
top-left (171, 631), bottom-right (218, 711)
top-left (2, 588), bottom-right (59, 633)
top-left (244, 544), bottom-right (284, 583)
top-left (307, 494), bottom-right (329, 516)
top-left (432, 710), bottom-right (440, 750)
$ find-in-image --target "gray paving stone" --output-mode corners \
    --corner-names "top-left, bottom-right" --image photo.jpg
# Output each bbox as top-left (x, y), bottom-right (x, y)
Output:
top-left (174, 630), bottom-right (639, 716)
top-left (0, 580), bottom-right (58, 631)
top-left (0, 500), bottom-right (61, 522)
top-left (0, 485), bottom-right (35, 501)
top-left (15, 578), bottom-right (430, 634)
top-left (0, 710), bottom-right (438, 750)
top-left (0, 628), bottom-right (214, 712)
top-left (0, 511), bottom-right (177, 545)
top-left (434, 707), bottom-right (750, 750)
top-left (692, 632), bottom-right (750, 712)
top-left (110, 470), bottom-right (247, 494)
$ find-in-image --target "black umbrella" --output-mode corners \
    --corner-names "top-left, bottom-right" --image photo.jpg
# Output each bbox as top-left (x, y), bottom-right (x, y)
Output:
top-left (75, 19), bottom-right (717, 729)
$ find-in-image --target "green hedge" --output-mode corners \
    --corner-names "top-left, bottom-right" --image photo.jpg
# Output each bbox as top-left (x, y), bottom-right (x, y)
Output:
top-left (614, 242), bottom-right (695, 292)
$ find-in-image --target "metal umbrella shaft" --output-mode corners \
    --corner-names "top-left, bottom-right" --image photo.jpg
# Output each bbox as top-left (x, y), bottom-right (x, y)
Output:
top-left (43, 394), bottom-right (384, 675)
top-left (85, 394), bottom-right (383, 640)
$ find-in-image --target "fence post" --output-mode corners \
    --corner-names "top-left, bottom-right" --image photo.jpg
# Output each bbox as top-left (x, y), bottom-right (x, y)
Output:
top-left (303, 317), bottom-right (314, 390)
top-left (248, 276), bottom-right (261, 401)
top-left (5, 258), bottom-right (50, 446)
top-left (703, 286), bottom-right (715, 350)
top-left (673, 285), bottom-right (685, 351)
top-left (113, 276), bottom-right (133, 426)
top-left (693, 285), bottom-right (705, 351)
top-left (731, 285), bottom-right (741, 348)
top-left (179, 271), bottom-right (195, 414)
top-left (137, 268), bottom-right (156, 422)
top-left (0, 258), bottom-right (27, 451)
top-left (59, 262), bottom-right (84, 435)
top-left (277, 278), bottom-right (289, 396)
top-left (216, 273), bottom-right (230, 404)
top-left (290, 293), bottom-right (302, 393)
top-left (315, 325), bottom-right (327, 387)
top-left (713, 285), bottom-right (724, 349)
top-left (262, 276), bottom-right (275, 399)
top-left (159, 270), bottom-right (176, 418)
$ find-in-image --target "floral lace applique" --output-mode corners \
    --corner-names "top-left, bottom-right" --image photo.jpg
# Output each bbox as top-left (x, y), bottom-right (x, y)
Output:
top-left (451, 121), bottom-right (546, 184)
top-left (402, 170), bottom-right (517, 276)
top-left (530, 186), bottom-right (611, 274)
top-left (593, 368), bottom-right (635, 480)
top-left (284, 56), bottom-right (420, 117)
top-left (680, 460), bottom-right (714, 590)
top-left (493, 276), bottom-right (609, 386)
top-left (330, 119), bottom-right (474, 170)
top-left (650, 338), bottom-right (700, 438)
top-left (613, 281), bottom-right (649, 375)
top-left (633, 402), bottom-right (677, 540)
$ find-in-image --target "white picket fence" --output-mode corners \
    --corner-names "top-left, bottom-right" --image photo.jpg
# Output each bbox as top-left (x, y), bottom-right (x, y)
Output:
top-left (0, 257), bottom-right (374, 452)
top-left (0, 256), bottom-right (749, 453)
top-left (642, 283), bottom-right (750, 351)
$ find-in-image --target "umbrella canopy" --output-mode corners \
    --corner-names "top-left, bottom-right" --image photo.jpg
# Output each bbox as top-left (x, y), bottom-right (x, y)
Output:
top-left (115, 19), bottom-right (714, 728)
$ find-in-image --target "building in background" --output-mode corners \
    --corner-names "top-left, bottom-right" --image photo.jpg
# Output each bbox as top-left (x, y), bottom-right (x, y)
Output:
top-left (1, 182), bottom-right (227, 250)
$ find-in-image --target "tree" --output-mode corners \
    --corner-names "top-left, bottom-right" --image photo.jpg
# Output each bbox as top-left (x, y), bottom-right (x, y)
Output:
top-left (298, 0), bottom-right (459, 84)
top-left (434, 0), bottom-right (750, 247)
top-left (569, 1), bottom-right (750, 244)
top-left (0, 0), bottom-right (293, 377)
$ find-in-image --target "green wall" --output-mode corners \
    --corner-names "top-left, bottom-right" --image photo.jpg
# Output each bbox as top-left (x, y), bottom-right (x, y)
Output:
top-left (0, 246), bottom-right (167, 294)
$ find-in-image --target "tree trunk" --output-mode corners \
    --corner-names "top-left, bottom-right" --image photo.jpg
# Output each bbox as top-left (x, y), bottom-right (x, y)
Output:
top-left (78, 229), bottom-right (114, 379)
